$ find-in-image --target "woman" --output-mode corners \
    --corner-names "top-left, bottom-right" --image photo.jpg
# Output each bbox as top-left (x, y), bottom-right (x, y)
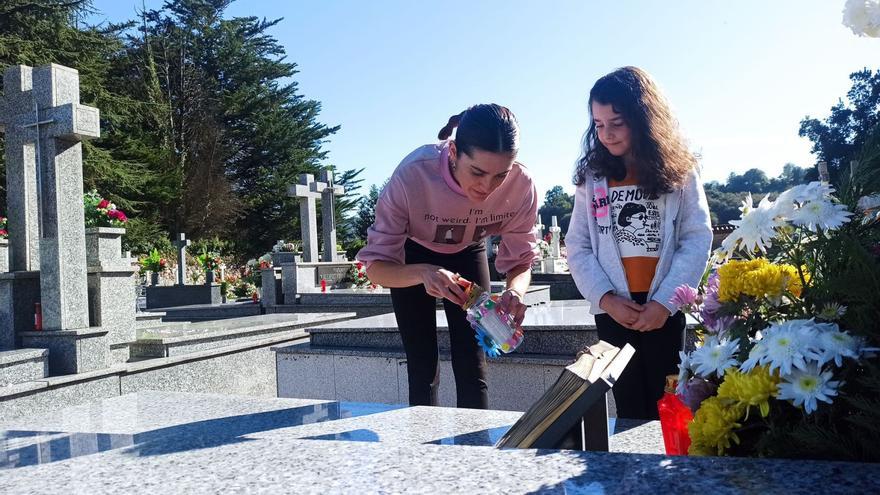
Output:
top-left (358, 104), bottom-right (539, 409)
top-left (566, 67), bottom-right (712, 420)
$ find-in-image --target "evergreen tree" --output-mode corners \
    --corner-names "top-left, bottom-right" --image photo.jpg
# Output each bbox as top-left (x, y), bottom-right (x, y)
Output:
top-left (136, 0), bottom-right (340, 256)
top-left (0, 0), bottom-right (171, 252)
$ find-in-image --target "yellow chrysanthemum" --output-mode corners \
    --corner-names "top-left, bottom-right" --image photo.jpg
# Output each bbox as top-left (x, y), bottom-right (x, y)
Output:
top-left (717, 258), bottom-right (807, 302)
top-left (688, 396), bottom-right (746, 456)
top-left (717, 365), bottom-right (781, 418)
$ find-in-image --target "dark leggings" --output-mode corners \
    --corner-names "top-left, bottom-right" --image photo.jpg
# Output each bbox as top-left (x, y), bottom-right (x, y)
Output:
top-left (390, 239), bottom-right (490, 409)
top-left (596, 292), bottom-right (685, 420)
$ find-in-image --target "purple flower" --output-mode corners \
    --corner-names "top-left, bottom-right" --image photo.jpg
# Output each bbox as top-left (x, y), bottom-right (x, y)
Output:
top-left (678, 377), bottom-right (718, 413)
top-left (670, 285), bottom-right (699, 311)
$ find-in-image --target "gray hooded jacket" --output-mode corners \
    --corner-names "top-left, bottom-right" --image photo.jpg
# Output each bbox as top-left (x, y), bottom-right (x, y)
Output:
top-left (566, 168), bottom-right (713, 315)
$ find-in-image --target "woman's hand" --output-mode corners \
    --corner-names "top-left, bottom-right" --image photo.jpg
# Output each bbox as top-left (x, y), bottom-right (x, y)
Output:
top-left (420, 265), bottom-right (467, 305)
top-left (599, 293), bottom-right (644, 328)
top-left (499, 288), bottom-right (527, 327)
top-left (629, 301), bottom-right (670, 332)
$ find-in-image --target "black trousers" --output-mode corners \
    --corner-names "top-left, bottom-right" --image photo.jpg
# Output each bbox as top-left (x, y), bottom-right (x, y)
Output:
top-left (390, 239), bottom-right (490, 409)
top-left (596, 292), bottom-right (685, 420)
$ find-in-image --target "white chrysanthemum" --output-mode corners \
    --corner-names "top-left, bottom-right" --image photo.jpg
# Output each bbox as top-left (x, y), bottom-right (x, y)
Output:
top-left (740, 338), bottom-right (766, 372)
top-left (776, 362), bottom-right (841, 414)
top-left (843, 0), bottom-right (880, 37)
top-left (676, 351), bottom-right (691, 394)
top-left (789, 199), bottom-right (853, 232)
top-left (725, 193), bottom-right (784, 254)
top-left (756, 320), bottom-right (822, 375)
top-left (818, 302), bottom-right (847, 322)
top-left (690, 336), bottom-right (740, 378)
top-left (815, 326), bottom-right (862, 367)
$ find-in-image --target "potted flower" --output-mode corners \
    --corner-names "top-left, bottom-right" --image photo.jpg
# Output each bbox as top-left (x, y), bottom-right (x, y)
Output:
top-left (196, 251), bottom-right (222, 285)
top-left (83, 190), bottom-right (129, 265)
top-left (346, 261), bottom-right (374, 290)
top-left (271, 240), bottom-right (301, 266)
top-left (139, 248), bottom-right (168, 286)
top-left (258, 253), bottom-right (273, 270)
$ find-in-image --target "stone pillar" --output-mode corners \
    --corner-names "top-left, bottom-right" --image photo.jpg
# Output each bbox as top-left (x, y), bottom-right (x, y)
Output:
top-left (0, 65), bottom-right (41, 272)
top-left (85, 227), bottom-right (137, 364)
top-left (319, 170), bottom-right (344, 262)
top-left (550, 216), bottom-right (562, 259)
top-left (174, 233), bottom-right (190, 286)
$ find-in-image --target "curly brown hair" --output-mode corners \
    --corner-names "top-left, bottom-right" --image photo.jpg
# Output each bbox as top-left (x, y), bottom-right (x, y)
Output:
top-left (574, 66), bottom-right (696, 197)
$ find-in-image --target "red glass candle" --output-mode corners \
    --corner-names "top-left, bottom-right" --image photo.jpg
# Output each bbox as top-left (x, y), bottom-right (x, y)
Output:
top-left (657, 375), bottom-right (692, 455)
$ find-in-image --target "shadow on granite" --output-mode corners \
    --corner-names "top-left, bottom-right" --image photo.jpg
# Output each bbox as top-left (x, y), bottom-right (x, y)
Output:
top-left (1, 401), bottom-right (404, 469)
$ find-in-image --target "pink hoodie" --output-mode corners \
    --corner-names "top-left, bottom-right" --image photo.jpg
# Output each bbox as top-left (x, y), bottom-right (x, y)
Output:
top-left (357, 142), bottom-right (539, 274)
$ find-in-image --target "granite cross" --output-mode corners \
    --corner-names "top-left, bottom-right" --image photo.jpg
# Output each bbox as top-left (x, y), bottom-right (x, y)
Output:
top-left (288, 174), bottom-right (323, 262)
top-left (317, 170), bottom-right (345, 262)
top-left (0, 64), bottom-right (100, 330)
top-left (174, 233), bottom-right (191, 285)
top-left (535, 216), bottom-right (545, 238)
top-left (549, 216), bottom-right (562, 258)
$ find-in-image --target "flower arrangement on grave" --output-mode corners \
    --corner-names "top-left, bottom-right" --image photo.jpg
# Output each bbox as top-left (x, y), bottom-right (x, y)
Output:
top-left (0, 216), bottom-right (7, 239)
top-left (843, 0), bottom-right (880, 37)
top-left (670, 181), bottom-right (880, 461)
top-left (233, 280), bottom-right (258, 298)
top-left (536, 239), bottom-right (551, 259)
top-left (347, 261), bottom-right (376, 289)
top-left (258, 253), bottom-right (272, 269)
top-left (272, 240), bottom-right (300, 253)
top-left (83, 190), bottom-right (128, 228)
top-left (139, 248), bottom-right (168, 274)
top-left (196, 251), bottom-right (222, 272)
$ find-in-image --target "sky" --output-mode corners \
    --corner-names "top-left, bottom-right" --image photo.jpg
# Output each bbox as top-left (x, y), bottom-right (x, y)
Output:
top-left (88, 0), bottom-right (878, 199)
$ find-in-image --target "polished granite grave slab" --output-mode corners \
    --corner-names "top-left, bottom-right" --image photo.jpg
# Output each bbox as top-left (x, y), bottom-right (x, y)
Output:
top-left (131, 312), bottom-right (357, 357)
top-left (1, 391), bottom-right (878, 493)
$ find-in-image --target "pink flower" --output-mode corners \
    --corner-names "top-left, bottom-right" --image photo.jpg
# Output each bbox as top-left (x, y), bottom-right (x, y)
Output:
top-left (107, 210), bottom-right (128, 222)
top-left (98, 199), bottom-right (110, 209)
top-left (0, 229), bottom-right (7, 237)
top-left (670, 285), bottom-right (698, 311)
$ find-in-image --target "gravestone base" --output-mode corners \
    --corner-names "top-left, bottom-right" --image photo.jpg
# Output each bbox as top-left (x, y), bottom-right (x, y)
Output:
top-left (19, 327), bottom-right (109, 375)
top-left (281, 261), bottom-right (355, 303)
top-left (0, 271), bottom-right (41, 349)
top-left (260, 268), bottom-right (283, 308)
top-left (145, 285), bottom-right (222, 309)
top-left (87, 265), bottom-right (137, 364)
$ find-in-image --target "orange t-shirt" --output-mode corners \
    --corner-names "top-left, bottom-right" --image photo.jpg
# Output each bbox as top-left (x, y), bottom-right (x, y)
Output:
top-left (608, 170), bottom-right (663, 293)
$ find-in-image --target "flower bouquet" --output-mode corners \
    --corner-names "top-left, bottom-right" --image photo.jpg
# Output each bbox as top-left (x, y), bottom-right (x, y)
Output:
top-left (139, 248), bottom-right (168, 274)
top-left (0, 216), bottom-right (7, 239)
top-left (670, 181), bottom-right (880, 461)
top-left (84, 190), bottom-right (128, 228)
top-left (347, 261), bottom-right (376, 290)
top-left (195, 250), bottom-right (221, 281)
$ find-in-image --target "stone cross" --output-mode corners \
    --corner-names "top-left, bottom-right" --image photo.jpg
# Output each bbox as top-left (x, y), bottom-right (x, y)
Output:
top-left (535, 216), bottom-right (545, 238)
top-left (174, 233), bottom-right (191, 285)
top-left (287, 171), bottom-right (345, 263)
top-left (318, 170), bottom-right (344, 262)
top-left (549, 216), bottom-right (562, 258)
top-left (0, 64), bottom-right (100, 330)
top-left (289, 174), bottom-right (323, 262)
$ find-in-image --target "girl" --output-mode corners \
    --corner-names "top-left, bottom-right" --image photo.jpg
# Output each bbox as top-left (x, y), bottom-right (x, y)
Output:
top-left (566, 67), bottom-right (712, 420)
top-left (357, 104), bottom-right (539, 409)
